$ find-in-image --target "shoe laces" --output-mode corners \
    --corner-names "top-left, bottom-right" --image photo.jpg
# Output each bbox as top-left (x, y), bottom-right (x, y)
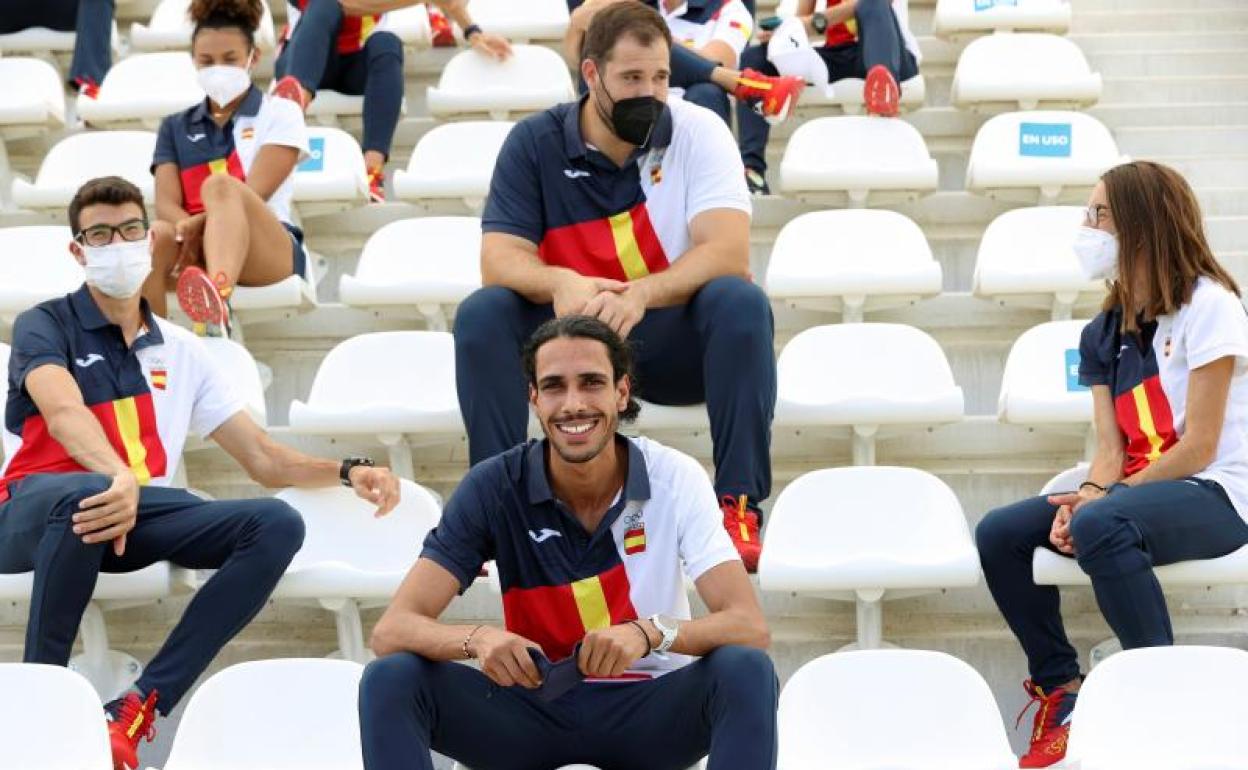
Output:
top-left (1015, 680), bottom-right (1067, 743)
top-left (108, 690), bottom-right (159, 745)
top-left (720, 494), bottom-right (758, 537)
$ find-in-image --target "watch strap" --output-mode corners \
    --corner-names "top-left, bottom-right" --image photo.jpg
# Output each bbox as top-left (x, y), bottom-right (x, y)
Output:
top-left (340, 456), bottom-right (375, 487)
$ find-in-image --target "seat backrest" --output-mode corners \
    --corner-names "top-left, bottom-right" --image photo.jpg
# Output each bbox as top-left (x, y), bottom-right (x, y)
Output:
top-left (294, 125), bottom-right (368, 199)
top-left (1066, 646), bottom-right (1248, 770)
top-left (934, 0), bottom-right (1071, 35)
top-left (968, 110), bottom-right (1125, 188)
top-left (163, 659), bottom-right (364, 770)
top-left (784, 116), bottom-right (935, 177)
top-left (97, 51), bottom-right (202, 106)
top-left (778, 323), bottom-right (957, 406)
top-left (0, 57), bottom-right (66, 124)
top-left (466, 0), bottom-right (569, 27)
top-left (0, 664), bottom-right (113, 769)
top-left (198, 338), bottom-right (266, 426)
top-left (1039, 464), bottom-right (1088, 495)
top-left (305, 331), bottom-right (458, 414)
top-left (143, 0), bottom-right (276, 46)
top-left (997, 319), bottom-right (1093, 422)
top-left (354, 217), bottom-right (482, 294)
top-left (763, 467), bottom-right (971, 571)
top-left (403, 121), bottom-right (515, 192)
top-left (276, 479), bottom-right (440, 573)
top-left (436, 44), bottom-right (573, 97)
top-left (778, 650), bottom-right (1014, 768)
top-left (972, 205), bottom-right (1095, 294)
top-left (0, 226), bottom-right (83, 310)
top-left (956, 32), bottom-right (1093, 84)
top-left (32, 131), bottom-right (158, 197)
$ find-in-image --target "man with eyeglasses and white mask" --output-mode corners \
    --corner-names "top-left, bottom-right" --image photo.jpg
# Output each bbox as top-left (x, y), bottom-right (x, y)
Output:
top-left (0, 176), bottom-right (402, 770)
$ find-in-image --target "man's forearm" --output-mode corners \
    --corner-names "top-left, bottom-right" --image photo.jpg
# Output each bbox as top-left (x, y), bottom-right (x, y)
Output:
top-left (47, 408), bottom-right (131, 476)
top-left (1122, 438), bottom-right (1213, 488)
top-left (634, 241), bottom-right (749, 308)
top-left (247, 436), bottom-right (341, 489)
top-left (482, 246), bottom-right (574, 305)
top-left (371, 610), bottom-right (490, 660)
top-left (663, 608), bottom-right (770, 656)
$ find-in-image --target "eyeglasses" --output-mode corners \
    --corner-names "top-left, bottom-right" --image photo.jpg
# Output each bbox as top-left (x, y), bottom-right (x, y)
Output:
top-left (1084, 204), bottom-right (1110, 226)
top-left (76, 218), bottom-right (149, 248)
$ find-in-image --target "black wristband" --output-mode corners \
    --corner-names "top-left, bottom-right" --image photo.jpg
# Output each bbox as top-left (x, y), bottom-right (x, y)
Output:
top-left (627, 620), bottom-right (652, 656)
top-left (463, 24), bottom-right (482, 42)
top-left (340, 456), bottom-right (374, 487)
top-left (1079, 481), bottom-right (1106, 493)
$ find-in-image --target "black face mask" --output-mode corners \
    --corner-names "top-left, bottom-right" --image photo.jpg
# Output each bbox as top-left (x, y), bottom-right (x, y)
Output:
top-left (594, 80), bottom-right (663, 147)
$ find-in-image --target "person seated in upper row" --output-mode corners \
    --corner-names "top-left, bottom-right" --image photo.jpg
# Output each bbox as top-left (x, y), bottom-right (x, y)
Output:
top-left (273, 0), bottom-right (514, 203)
top-left (738, 0), bottom-right (921, 194)
top-left (457, 1), bottom-right (776, 573)
top-left (977, 160), bottom-right (1248, 768)
top-left (0, 0), bottom-right (115, 100)
top-left (148, 0), bottom-right (310, 338)
top-left (567, 0), bottom-right (805, 127)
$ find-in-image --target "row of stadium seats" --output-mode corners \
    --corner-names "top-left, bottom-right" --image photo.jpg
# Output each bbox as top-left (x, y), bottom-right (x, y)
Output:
top-left (9, 636), bottom-right (1247, 769)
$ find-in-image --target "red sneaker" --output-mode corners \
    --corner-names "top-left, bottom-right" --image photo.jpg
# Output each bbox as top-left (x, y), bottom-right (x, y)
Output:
top-left (272, 74), bottom-right (310, 112)
top-left (720, 494), bottom-right (762, 573)
top-left (105, 689), bottom-right (159, 770)
top-left (733, 69), bottom-right (804, 125)
top-left (429, 7), bottom-right (455, 47)
top-left (1015, 680), bottom-right (1077, 768)
top-left (863, 64), bottom-right (900, 117)
top-left (367, 166), bottom-right (386, 203)
top-left (75, 76), bottom-right (100, 100)
top-left (177, 265), bottom-right (232, 337)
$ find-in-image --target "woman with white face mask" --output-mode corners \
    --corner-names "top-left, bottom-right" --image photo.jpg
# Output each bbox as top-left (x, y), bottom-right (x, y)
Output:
top-left (149, 0), bottom-right (310, 337)
top-left (976, 160), bottom-right (1248, 769)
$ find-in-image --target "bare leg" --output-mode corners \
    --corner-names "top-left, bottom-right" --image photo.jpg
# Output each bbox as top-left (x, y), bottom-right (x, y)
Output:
top-left (363, 149), bottom-right (385, 173)
top-left (198, 175), bottom-right (295, 288)
top-left (144, 221), bottom-right (180, 317)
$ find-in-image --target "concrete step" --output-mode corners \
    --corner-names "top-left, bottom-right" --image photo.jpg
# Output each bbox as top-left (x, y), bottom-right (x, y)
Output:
top-left (1157, 155), bottom-right (1248, 189)
top-left (1088, 49), bottom-right (1248, 78)
top-left (1207, 216), bottom-right (1248, 253)
top-left (1114, 125), bottom-right (1248, 157)
top-left (1088, 102), bottom-right (1248, 129)
top-left (1071, 31), bottom-right (1248, 54)
top-left (1196, 188), bottom-right (1248, 218)
top-left (1075, 0), bottom-right (1246, 9)
top-left (1102, 74), bottom-right (1248, 103)
top-left (1074, 9), bottom-right (1248, 34)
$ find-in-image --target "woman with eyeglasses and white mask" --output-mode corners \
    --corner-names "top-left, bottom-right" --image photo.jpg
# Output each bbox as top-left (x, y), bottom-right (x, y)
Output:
top-left (150, 0), bottom-right (309, 337)
top-left (975, 160), bottom-right (1248, 769)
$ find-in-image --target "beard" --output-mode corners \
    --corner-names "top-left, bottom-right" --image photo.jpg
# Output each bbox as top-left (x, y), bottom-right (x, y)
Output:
top-left (545, 409), bottom-right (620, 464)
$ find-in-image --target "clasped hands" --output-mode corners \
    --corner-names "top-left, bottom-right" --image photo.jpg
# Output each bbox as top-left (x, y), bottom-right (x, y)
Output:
top-left (468, 622), bottom-right (652, 688)
top-left (552, 272), bottom-right (647, 339)
top-left (1046, 486), bottom-right (1108, 555)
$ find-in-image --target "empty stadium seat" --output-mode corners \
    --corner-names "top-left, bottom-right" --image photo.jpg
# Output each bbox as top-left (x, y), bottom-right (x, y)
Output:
top-left (0, 20), bottom-right (121, 56)
top-left (952, 33), bottom-right (1102, 112)
top-left (428, 45), bottom-right (575, 120)
top-left (933, 0), bottom-right (1072, 37)
top-left (759, 467), bottom-right (980, 649)
top-left (272, 479), bottom-right (441, 662)
top-left (0, 57), bottom-right (66, 132)
top-left (0, 664), bottom-right (112, 769)
top-left (76, 51), bottom-right (201, 127)
top-left (966, 110), bottom-right (1129, 204)
top-left (292, 125), bottom-right (369, 211)
top-left (393, 121), bottom-right (514, 211)
top-left (11, 130), bottom-right (157, 210)
top-left (131, 0), bottom-right (278, 51)
top-left (463, 0), bottom-right (570, 41)
top-left (183, 339), bottom-right (267, 449)
top-left (338, 216), bottom-right (482, 330)
top-left (288, 331), bottom-right (464, 479)
top-left (779, 116), bottom-right (938, 207)
top-left (775, 324), bottom-right (964, 464)
top-left (765, 209), bottom-right (942, 322)
top-left (1033, 464), bottom-right (1248, 588)
top-left (997, 319), bottom-right (1094, 432)
top-left (160, 659), bottom-right (365, 770)
top-left (972, 205), bottom-right (1103, 320)
top-left (1065, 646), bottom-right (1248, 770)
top-left (0, 226), bottom-right (82, 323)
top-left (799, 74), bottom-right (926, 115)
top-left (378, 4), bottom-right (432, 49)
top-left (777, 650), bottom-right (1015, 769)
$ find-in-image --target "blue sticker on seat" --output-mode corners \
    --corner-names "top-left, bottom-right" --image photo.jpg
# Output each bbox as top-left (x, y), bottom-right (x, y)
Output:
top-left (298, 136), bottom-right (325, 172)
top-left (975, 0), bottom-right (1018, 9)
top-left (1065, 348), bottom-right (1087, 392)
top-left (1020, 123), bottom-right (1072, 158)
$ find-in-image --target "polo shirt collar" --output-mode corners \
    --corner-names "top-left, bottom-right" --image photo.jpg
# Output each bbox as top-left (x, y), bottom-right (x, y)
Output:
top-left (189, 84), bottom-right (264, 125)
top-left (70, 284), bottom-right (165, 346)
top-left (564, 94), bottom-right (675, 162)
top-left (525, 435), bottom-right (652, 506)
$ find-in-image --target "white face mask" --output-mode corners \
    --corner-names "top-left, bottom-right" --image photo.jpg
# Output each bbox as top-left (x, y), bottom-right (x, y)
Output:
top-left (83, 239), bottom-right (152, 299)
top-left (197, 63), bottom-right (252, 108)
top-left (1072, 226), bottom-right (1119, 281)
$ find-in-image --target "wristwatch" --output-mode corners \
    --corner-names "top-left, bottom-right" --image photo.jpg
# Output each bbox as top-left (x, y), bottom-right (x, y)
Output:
top-left (340, 456), bottom-right (374, 487)
top-left (810, 11), bottom-right (828, 34)
top-left (648, 614), bottom-right (679, 655)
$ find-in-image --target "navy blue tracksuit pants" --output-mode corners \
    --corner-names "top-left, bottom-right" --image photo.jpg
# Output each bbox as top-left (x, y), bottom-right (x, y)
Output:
top-left (0, 0), bottom-right (114, 89)
top-left (275, 0), bottom-right (405, 159)
top-left (359, 645), bottom-right (779, 770)
top-left (976, 478), bottom-right (1248, 691)
top-left (0, 472), bottom-right (305, 712)
top-left (453, 277), bottom-right (777, 505)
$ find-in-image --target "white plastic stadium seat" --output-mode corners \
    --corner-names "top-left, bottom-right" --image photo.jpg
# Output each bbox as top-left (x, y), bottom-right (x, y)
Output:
top-left (379, 4), bottom-right (432, 49)
top-left (777, 650), bottom-right (1014, 770)
top-left (1065, 646), bottom-right (1248, 770)
top-left (0, 20), bottom-right (121, 55)
top-left (393, 121), bottom-right (514, 211)
top-left (800, 74), bottom-right (926, 115)
top-left (76, 52), bottom-right (202, 126)
top-left (292, 125), bottom-right (369, 210)
top-left (779, 116), bottom-right (938, 207)
top-left (997, 319), bottom-right (1093, 428)
top-left (765, 209), bottom-right (942, 322)
top-left (0, 226), bottom-right (82, 322)
top-left (0, 58), bottom-right (67, 131)
top-left (1033, 465), bottom-right (1248, 588)
top-left (272, 480), bottom-right (441, 662)
top-left (775, 324), bottom-right (964, 465)
top-left (933, 0), bottom-right (1072, 37)
top-left (760, 468), bottom-right (980, 649)
top-left (966, 110), bottom-right (1129, 204)
top-left (160, 659), bottom-right (365, 770)
top-left (465, 0), bottom-right (569, 41)
top-left (199, 338), bottom-right (267, 426)
top-left (972, 205), bottom-right (1103, 320)
top-left (428, 45), bottom-right (575, 120)
top-left (952, 33), bottom-right (1101, 112)
top-left (339, 216), bottom-right (482, 330)
top-left (11, 131), bottom-right (158, 210)
top-left (288, 331), bottom-right (463, 479)
top-left (131, 0), bottom-right (277, 51)
top-left (456, 764), bottom-right (706, 770)
top-left (0, 664), bottom-right (112, 770)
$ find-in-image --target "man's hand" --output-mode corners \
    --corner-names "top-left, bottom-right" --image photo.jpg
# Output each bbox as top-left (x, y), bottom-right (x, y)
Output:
top-left (1045, 488), bottom-right (1106, 555)
top-left (582, 284), bottom-right (647, 338)
top-left (348, 465), bottom-right (401, 518)
top-left (551, 272), bottom-right (626, 317)
top-left (469, 626), bottom-right (544, 688)
top-left (73, 470), bottom-right (140, 556)
top-left (469, 30), bottom-right (512, 60)
top-left (173, 213), bottom-right (206, 277)
top-left (578, 622), bottom-right (651, 678)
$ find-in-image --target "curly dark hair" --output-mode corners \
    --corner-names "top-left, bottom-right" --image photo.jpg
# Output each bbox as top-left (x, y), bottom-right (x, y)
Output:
top-left (190, 0), bottom-right (264, 46)
top-left (521, 315), bottom-right (641, 423)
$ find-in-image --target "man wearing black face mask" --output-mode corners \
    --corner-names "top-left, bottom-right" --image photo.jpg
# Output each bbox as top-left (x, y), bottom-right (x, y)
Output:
top-left (455, 1), bottom-right (778, 574)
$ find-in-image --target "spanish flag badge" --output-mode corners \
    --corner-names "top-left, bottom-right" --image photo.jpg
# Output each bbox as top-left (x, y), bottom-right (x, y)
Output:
top-left (624, 526), bottom-right (646, 555)
top-left (151, 368), bottom-right (168, 390)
